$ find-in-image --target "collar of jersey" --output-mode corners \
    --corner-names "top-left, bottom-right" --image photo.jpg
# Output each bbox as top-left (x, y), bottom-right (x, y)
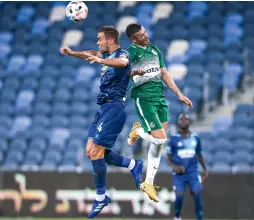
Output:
top-left (133, 44), bottom-right (150, 50)
top-left (105, 48), bottom-right (121, 57)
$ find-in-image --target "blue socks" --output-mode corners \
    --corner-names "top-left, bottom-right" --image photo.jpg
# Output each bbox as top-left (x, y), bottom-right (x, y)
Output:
top-left (192, 193), bottom-right (203, 220)
top-left (174, 194), bottom-right (184, 218)
top-left (91, 159), bottom-right (106, 200)
top-left (104, 149), bottom-right (131, 168)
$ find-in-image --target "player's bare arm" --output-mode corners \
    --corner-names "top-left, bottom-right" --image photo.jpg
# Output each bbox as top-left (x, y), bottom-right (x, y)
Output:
top-left (167, 155), bottom-right (185, 173)
top-left (130, 69), bottom-right (145, 76)
top-left (85, 54), bottom-right (129, 68)
top-left (160, 67), bottom-right (193, 108)
top-left (60, 46), bottom-right (102, 59)
top-left (198, 154), bottom-right (208, 182)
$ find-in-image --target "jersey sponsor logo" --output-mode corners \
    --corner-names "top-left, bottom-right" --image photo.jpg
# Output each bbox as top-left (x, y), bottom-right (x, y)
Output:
top-left (177, 149), bottom-right (195, 158)
top-left (145, 67), bottom-right (160, 74)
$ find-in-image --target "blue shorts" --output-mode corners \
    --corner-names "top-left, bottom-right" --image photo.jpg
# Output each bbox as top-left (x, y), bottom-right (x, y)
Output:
top-left (173, 172), bottom-right (203, 193)
top-left (88, 101), bottom-right (126, 148)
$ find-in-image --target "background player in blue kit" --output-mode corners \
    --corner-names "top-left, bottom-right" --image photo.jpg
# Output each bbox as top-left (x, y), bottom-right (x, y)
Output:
top-left (167, 113), bottom-right (208, 220)
top-left (60, 26), bottom-right (143, 218)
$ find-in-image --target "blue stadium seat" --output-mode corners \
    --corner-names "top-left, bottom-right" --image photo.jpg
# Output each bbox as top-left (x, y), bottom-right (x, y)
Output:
top-left (50, 115), bottom-right (69, 128)
top-left (31, 18), bottom-right (49, 35)
top-left (232, 151), bottom-right (253, 165)
top-left (0, 102), bottom-right (14, 116)
top-left (70, 115), bottom-right (88, 129)
top-left (36, 89), bottom-right (53, 102)
top-left (4, 77), bottom-right (20, 90)
top-left (0, 139), bottom-right (8, 153)
top-left (39, 77), bottom-right (56, 90)
top-left (6, 150), bottom-right (24, 164)
top-left (0, 116), bottom-right (13, 129)
top-left (216, 130), bottom-right (234, 140)
top-left (17, 5), bottom-right (35, 23)
top-left (52, 102), bottom-right (70, 116)
top-left (213, 151), bottom-right (232, 164)
top-left (187, 64), bottom-right (204, 76)
top-left (233, 139), bottom-right (254, 152)
top-left (199, 132), bottom-right (216, 142)
top-left (57, 77), bottom-right (74, 90)
top-left (0, 44), bottom-right (11, 60)
top-left (214, 138), bottom-right (233, 152)
top-left (1, 88), bottom-right (16, 102)
top-left (231, 127), bottom-right (253, 140)
top-left (29, 138), bottom-right (47, 152)
top-left (0, 126), bottom-right (8, 139)
top-left (34, 102), bottom-right (51, 116)
top-left (70, 128), bottom-right (85, 139)
top-left (234, 104), bottom-right (253, 115)
top-left (232, 114), bottom-right (249, 127)
top-left (206, 51), bottom-right (224, 63)
top-left (72, 88), bottom-right (90, 102)
top-left (68, 138), bottom-right (84, 151)
top-left (211, 163), bottom-right (231, 173)
top-left (54, 88), bottom-right (71, 102)
top-left (7, 55), bottom-right (26, 72)
top-left (25, 151), bottom-right (43, 164)
top-left (223, 63), bottom-right (243, 90)
top-left (9, 138), bottom-right (27, 152)
top-left (201, 140), bottom-right (214, 153)
top-left (0, 31), bottom-right (13, 43)
top-left (44, 151), bottom-right (62, 165)
top-left (30, 127), bottom-right (48, 140)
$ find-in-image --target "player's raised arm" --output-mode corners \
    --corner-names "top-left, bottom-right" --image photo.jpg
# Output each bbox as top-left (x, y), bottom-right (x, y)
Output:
top-left (161, 67), bottom-right (193, 108)
top-left (85, 54), bottom-right (129, 68)
top-left (60, 46), bottom-right (102, 59)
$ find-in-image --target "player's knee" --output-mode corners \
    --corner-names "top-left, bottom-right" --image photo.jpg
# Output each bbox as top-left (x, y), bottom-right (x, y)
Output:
top-left (153, 137), bottom-right (167, 145)
top-left (90, 145), bottom-right (106, 160)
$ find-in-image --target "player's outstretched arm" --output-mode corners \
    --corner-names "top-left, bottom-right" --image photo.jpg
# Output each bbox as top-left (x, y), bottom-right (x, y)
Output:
top-left (60, 46), bottom-right (102, 59)
top-left (85, 55), bottom-right (129, 68)
top-left (161, 67), bottom-right (193, 108)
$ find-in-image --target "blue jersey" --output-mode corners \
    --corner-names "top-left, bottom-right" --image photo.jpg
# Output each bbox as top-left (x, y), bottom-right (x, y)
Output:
top-left (98, 48), bottom-right (130, 103)
top-left (167, 132), bottom-right (202, 174)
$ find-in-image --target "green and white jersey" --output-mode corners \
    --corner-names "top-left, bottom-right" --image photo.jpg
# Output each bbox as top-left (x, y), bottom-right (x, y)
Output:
top-left (128, 43), bottom-right (166, 98)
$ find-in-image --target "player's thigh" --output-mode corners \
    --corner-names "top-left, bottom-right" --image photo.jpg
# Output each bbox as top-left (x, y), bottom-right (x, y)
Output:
top-left (189, 173), bottom-right (203, 193)
top-left (87, 110), bottom-right (101, 140)
top-left (157, 97), bottom-right (169, 125)
top-left (134, 97), bottom-right (163, 133)
top-left (93, 102), bottom-right (127, 149)
top-left (173, 174), bottom-right (186, 193)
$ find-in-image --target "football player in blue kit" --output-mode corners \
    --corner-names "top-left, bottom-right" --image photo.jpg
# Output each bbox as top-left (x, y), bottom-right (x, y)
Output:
top-left (60, 26), bottom-right (143, 218)
top-left (167, 113), bottom-right (208, 220)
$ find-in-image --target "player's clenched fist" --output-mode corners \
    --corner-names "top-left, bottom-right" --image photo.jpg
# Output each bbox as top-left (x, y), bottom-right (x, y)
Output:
top-left (60, 46), bottom-right (72, 55)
